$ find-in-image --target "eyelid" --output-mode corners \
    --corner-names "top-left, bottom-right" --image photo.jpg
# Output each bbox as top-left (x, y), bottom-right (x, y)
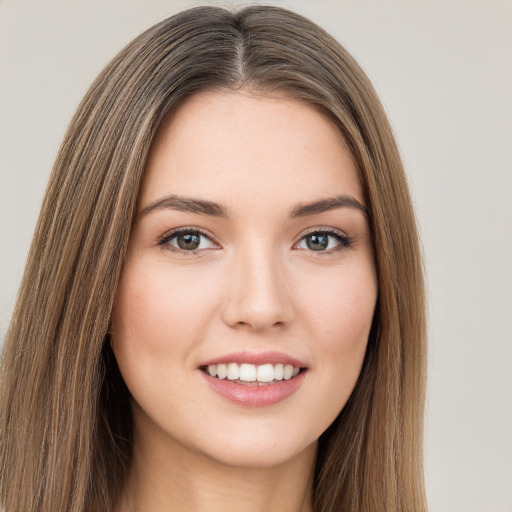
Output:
top-left (293, 226), bottom-right (353, 253)
top-left (156, 225), bottom-right (352, 255)
top-left (157, 226), bottom-right (221, 254)
top-left (298, 226), bottom-right (348, 238)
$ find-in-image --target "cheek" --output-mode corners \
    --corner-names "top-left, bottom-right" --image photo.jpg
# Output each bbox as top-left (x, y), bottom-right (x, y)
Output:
top-left (297, 261), bottom-right (377, 412)
top-left (300, 263), bottom-right (377, 354)
top-left (111, 260), bottom-right (221, 377)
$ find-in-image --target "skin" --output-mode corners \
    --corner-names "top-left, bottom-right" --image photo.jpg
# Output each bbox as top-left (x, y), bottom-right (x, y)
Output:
top-left (112, 89), bottom-right (378, 512)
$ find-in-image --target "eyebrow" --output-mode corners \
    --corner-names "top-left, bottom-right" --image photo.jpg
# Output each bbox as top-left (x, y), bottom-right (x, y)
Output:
top-left (140, 195), bottom-right (228, 217)
top-left (140, 194), bottom-right (367, 218)
top-left (289, 195), bottom-right (368, 217)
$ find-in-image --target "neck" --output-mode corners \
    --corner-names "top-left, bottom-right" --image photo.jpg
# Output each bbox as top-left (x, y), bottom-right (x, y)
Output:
top-left (117, 419), bottom-right (317, 512)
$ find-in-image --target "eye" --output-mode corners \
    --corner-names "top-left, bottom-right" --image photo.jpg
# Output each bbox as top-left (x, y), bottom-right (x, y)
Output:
top-left (158, 228), bottom-right (219, 254)
top-left (295, 229), bottom-right (352, 253)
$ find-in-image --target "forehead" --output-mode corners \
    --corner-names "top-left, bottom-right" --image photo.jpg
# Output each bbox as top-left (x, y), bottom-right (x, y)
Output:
top-left (140, 89), bottom-right (362, 210)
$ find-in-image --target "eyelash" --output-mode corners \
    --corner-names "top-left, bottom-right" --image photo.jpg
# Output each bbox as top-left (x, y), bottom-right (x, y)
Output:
top-left (157, 227), bottom-right (219, 255)
top-left (157, 227), bottom-right (353, 256)
top-left (294, 227), bottom-right (353, 254)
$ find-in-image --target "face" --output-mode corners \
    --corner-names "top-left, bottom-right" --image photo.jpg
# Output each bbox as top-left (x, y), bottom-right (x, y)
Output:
top-left (112, 90), bottom-right (377, 469)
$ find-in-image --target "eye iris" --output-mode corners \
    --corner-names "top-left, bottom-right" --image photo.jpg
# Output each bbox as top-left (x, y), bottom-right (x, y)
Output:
top-left (177, 233), bottom-right (200, 250)
top-left (306, 233), bottom-right (328, 251)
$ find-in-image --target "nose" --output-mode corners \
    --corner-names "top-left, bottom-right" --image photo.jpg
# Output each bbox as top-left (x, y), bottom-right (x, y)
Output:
top-left (221, 245), bottom-right (294, 332)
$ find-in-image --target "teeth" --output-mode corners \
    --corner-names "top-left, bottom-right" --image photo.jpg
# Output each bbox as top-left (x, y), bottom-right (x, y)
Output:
top-left (256, 364), bottom-right (274, 383)
top-left (217, 363), bottom-right (227, 380)
top-left (227, 363), bottom-right (239, 380)
top-left (239, 363), bottom-right (256, 382)
top-left (205, 362), bottom-right (302, 383)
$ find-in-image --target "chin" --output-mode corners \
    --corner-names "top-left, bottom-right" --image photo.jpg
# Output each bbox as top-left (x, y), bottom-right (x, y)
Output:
top-left (194, 434), bottom-right (318, 470)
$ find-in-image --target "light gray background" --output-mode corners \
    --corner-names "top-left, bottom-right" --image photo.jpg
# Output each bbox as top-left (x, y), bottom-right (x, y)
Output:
top-left (1, 1), bottom-right (511, 511)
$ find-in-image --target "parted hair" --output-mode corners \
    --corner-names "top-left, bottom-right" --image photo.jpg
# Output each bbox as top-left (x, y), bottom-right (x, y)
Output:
top-left (0, 5), bottom-right (427, 512)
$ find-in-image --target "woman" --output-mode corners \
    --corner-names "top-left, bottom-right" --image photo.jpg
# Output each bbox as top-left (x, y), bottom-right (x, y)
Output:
top-left (0, 5), bottom-right (427, 512)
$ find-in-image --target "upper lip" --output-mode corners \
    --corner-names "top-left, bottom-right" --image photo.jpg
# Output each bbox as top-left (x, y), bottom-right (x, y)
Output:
top-left (199, 350), bottom-right (307, 368)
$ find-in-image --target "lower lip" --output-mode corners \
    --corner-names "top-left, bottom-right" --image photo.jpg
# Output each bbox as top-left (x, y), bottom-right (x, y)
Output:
top-left (200, 370), bottom-right (306, 407)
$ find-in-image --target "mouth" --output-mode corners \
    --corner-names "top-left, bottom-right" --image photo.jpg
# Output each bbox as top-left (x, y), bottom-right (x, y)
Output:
top-left (200, 362), bottom-right (304, 386)
top-left (198, 351), bottom-right (308, 406)
top-left (198, 354), bottom-right (308, 406)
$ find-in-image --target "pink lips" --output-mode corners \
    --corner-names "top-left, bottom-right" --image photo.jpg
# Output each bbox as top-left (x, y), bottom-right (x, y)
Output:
top-left (200, 350), bottom-right (306, 368)
top-left (198, 351), bottom-right (308, 407)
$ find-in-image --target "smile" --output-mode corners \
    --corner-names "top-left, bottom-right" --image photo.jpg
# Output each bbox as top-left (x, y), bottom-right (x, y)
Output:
top-left (199, 353), bottom-right (308, 406)
top-left (202, 363), bottom-right (301, 385)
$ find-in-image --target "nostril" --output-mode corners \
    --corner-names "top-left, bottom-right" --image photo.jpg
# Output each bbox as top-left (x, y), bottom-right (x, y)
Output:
top-left (220, 262), bottom-right (294, 331)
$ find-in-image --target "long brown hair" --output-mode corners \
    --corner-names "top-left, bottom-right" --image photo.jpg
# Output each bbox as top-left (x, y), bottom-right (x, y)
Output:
top-left (0, 6), bottom-right (427, 511)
